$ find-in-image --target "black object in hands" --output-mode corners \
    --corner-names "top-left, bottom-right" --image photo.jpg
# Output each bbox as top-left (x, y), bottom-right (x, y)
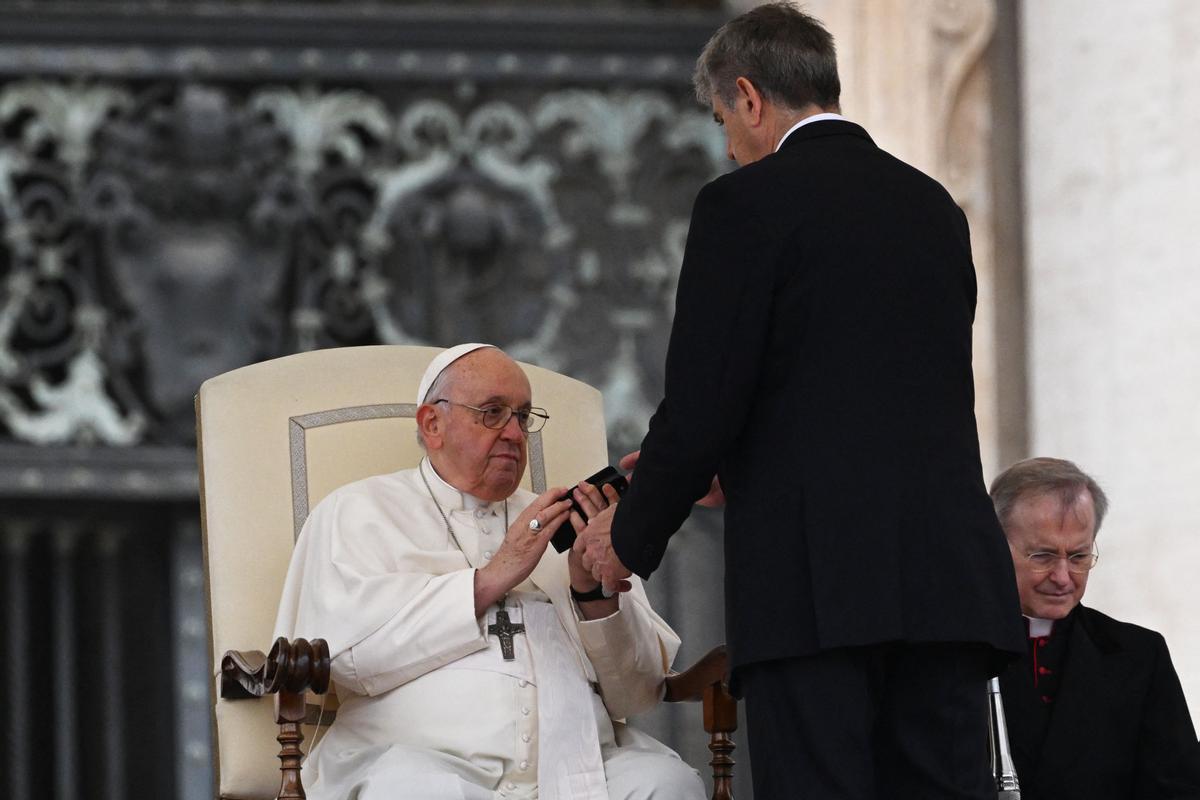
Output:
top-left (549, 466), bottom-right (629, 553)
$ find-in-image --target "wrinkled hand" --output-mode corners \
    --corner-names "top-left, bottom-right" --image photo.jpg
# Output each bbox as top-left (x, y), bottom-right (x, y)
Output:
top-left (475, 487), bottom-right (571, 615)
top-left (566, 479), bottom-right (623, 592)
top-left (619, 449), bottom-right (725, 508)
top-left (574, 503), bottom-right (633, 595)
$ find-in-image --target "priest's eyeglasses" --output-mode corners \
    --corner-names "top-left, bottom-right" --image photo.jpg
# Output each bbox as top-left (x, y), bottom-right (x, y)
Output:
top-left (434, 400), bottom-right (550, 433)
top-left (1024, 546), bottom-right (1099, 574)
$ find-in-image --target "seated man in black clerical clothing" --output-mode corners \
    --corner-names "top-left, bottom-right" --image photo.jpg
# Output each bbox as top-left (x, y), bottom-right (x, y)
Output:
top-left (990, 457), bottom-right (1200, 800)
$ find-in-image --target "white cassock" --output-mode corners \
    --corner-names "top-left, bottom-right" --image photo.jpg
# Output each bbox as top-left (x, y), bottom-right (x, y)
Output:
top-left (274, 460), bottom-right (704, 800)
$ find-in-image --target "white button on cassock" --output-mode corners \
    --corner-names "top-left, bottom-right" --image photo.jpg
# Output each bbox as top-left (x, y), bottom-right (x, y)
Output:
top-left (521, 733), bottom-right (531, 743)
top-left (519, 760), bottom-right (529, 770)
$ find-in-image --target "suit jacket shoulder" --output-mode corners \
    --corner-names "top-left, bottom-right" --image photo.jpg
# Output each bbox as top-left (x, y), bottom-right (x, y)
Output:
top-left (1075, 604), bottom-right (1168, 655)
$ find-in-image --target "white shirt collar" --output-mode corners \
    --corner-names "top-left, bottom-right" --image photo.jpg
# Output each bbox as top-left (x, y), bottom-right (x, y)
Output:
top-left (1025, 615), bottom-right (1055, 638)
top-left (775, 111), bottom-right (848, 152)
top-left (422, 457), bottom-right (500, 512)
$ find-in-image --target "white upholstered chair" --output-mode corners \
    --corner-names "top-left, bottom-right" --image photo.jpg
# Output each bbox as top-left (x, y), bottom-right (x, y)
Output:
top-left (195, 345), bottom-right (735, 800)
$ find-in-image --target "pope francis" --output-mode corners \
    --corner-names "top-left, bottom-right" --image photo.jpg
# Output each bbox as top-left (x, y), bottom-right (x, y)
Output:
top-left (274, 343), bottom-right (704, 800)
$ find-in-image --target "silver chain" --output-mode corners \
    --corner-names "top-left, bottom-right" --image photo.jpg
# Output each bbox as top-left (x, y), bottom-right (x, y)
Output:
top-left (419, 458), bottom-right (508, 558)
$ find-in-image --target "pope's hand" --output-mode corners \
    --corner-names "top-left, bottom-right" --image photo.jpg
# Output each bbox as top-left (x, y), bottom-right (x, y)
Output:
top-left (619, 449), bottom-right (725, 508)
top-left (574, 503), bottom-right (633, 595)
top-left (474, 487), bottom-right (571, 615)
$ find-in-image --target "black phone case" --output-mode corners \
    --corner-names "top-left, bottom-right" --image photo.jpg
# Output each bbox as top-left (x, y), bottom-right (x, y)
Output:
top-left (548, 466), bottom-right (629, 552)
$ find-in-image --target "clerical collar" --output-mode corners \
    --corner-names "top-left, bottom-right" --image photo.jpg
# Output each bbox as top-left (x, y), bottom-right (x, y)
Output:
top-left (776, 111), bottom-right (848, 151)
top-left (422, 457), bottom-right (503, 513)
top-left (1025, 616), bottom-right (1054, 638)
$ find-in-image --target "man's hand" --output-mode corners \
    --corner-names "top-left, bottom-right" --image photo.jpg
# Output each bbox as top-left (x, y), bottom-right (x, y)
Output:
top-left (574, 503), bottom-right (633, 595)
top-left (565, 480), bottom-right (625, 617)
top-left (619, 449), bottom-right (725, 508)
top-left (475, 488), bottom-right (571, 616)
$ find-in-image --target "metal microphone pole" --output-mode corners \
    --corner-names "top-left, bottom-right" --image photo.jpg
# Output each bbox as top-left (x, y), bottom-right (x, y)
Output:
top-left (987, 676), bottom-right (1021, 799)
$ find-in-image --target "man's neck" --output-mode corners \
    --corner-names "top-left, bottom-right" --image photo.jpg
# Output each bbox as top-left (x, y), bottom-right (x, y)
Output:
top-left (773, 105), bottom-right (845, 151)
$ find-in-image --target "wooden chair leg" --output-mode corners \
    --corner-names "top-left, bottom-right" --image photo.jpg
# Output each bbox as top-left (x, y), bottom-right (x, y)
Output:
top-left (704, 681), bottom-right (738, 800)
top-left (275, 690), bottom-right (307, 800)
top-left (221, 640), bottom-right (330, 800)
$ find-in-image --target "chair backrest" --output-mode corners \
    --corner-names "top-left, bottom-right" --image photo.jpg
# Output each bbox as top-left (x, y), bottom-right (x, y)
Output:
top-left (196, 345), bottom-right (608, 800)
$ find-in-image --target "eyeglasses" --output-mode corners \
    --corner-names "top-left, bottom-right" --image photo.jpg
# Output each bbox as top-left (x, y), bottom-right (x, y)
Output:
top-left (1023, 546), bottom-right (1099, 574)
top-left (433, 400), bottom-right (549, 433)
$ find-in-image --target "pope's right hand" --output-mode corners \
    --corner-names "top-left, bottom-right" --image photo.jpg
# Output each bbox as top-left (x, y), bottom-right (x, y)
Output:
top-left (474, 488), bottom-right (572, 614)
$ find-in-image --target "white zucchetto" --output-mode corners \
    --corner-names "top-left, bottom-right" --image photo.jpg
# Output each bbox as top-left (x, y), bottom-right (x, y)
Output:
top-left (416, 343), bottom-right (497, 405)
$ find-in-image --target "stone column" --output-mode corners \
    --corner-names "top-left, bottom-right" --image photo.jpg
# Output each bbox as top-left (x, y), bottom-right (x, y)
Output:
top-left (1022, 0), bottom-right (1200, 718)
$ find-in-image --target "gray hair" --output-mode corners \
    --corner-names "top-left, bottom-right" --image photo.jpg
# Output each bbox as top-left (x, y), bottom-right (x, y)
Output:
top-left (693, 3), bottom-right (841, 112)
top-left (989, 457), bottom-right (1110, 537)
top-left (415, 366), bottom-right (459, 450)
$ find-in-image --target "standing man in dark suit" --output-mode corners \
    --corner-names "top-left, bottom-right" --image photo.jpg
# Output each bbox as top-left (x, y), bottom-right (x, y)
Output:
top-left (991, 457), bottom-right (1200, 799)
top-left (574, 4), bottom-right (1025, 799)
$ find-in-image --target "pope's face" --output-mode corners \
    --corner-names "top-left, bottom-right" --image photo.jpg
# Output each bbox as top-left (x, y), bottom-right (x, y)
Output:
top-left (428, 349), bottom-right (531, 502)
top-left (1004, 490), bottom-right (1097, 620)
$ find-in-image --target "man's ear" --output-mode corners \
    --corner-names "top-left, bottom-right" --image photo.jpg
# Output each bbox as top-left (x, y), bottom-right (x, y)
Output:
top-left (734, 76), bottom-right (765, 126)
top-left (416, 403), bottom-right (444, 450)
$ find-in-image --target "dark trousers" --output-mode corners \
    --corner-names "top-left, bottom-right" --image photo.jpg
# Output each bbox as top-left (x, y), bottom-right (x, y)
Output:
top-left (739, 643), bottom-right (995, 800)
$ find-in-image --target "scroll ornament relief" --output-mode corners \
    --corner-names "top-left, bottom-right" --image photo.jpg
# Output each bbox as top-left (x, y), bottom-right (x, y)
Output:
top-left (929, 0), bottom-right (996, 215)
top-left (0, 78), bottom-right (725, 448)
top-left (0, 81), bottom-right (144, 445)
top-left (927, 0), bottom-right (1003, 474)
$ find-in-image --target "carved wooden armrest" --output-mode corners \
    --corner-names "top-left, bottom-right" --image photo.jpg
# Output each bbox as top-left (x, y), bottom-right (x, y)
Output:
top-left (220, 637), bottom-right (331, 700)
top-left (664, 645), bottom-right (737, 800)
top-left (220, 638), bottom-right (331, 800)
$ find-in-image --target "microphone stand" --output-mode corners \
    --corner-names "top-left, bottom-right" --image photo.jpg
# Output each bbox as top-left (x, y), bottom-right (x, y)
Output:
top-left (987, 676), bottom-right (1021, 799)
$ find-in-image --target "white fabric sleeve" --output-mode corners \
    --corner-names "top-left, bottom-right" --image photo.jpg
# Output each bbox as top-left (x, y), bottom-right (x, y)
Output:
top-left (342, 568), bottom-right (488, 696)
top-left (275, 482), bottom-right (491, 697)
top-left (575, 592), bottom-right (671, 720)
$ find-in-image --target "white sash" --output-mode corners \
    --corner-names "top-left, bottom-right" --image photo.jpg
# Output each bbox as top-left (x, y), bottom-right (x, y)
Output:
top-left (521, 598), bottom-right (609, 800)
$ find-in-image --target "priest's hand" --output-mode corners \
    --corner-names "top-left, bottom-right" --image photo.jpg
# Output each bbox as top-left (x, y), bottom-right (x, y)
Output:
top-left (474, 488), bottom-right (571, 616)
top-left (574, 503), bottom-right (633, 595)
top-left (619, 449), bottom-right (726, 507)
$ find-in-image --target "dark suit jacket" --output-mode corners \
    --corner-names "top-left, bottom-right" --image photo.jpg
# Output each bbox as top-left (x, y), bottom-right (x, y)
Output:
top-left (1000, 605), bottom-right (1200, 800)
top-left (611, 120), bottom-right (1025, 673)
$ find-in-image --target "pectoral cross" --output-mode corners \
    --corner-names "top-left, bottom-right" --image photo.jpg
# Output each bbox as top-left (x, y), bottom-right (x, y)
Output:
top-left (487, 598), bottom-right (525, 661)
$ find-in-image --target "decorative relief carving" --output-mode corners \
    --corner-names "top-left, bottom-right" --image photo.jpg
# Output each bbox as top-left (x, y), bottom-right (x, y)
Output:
top-left (0, 76), bottom-right (725, 450)
top-left (928, 0), bottom-right (995, 211)
top-left (924, 0), bottom-right (1002, 474)
top-left (535, 89), bottom-right (675, 226)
